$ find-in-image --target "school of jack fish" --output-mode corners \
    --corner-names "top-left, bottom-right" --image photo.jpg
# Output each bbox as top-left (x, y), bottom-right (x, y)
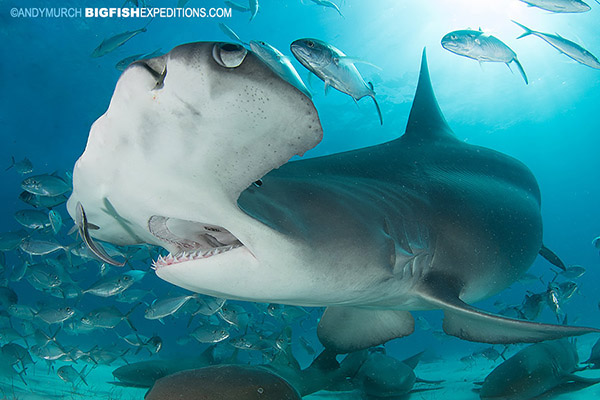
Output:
top-left (2, 0), bottom-right (600, 399)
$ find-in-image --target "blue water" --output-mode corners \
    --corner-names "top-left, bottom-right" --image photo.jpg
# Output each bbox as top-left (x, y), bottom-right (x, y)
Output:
top-left (1, 0), bottom-right (600, 398)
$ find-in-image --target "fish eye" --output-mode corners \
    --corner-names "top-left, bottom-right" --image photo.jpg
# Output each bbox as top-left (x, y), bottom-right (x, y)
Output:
top-left (307, 40), bottom-right (315, 48)
top-left (66, 307), bottom-right (72, 312)
top-left (451, 35), bottom-right (458, 40)
top-left (212, 43), bottom-right (248, 68)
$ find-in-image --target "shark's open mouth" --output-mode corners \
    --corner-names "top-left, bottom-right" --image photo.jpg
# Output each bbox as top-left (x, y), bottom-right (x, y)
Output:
top-left (148, 216), bottom-right (244, 269)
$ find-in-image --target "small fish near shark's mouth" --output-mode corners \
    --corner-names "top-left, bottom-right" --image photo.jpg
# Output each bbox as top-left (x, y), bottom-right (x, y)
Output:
top-left (148, 216), bottom-right (245, 269)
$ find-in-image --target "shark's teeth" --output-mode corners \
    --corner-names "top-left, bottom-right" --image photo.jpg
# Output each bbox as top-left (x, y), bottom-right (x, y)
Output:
top-left (153, 244), bottom-right (243, 268)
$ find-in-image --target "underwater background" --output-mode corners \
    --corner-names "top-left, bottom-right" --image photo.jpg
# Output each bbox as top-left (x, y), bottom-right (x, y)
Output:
top-left (1, 0), bottom-right (600, 399)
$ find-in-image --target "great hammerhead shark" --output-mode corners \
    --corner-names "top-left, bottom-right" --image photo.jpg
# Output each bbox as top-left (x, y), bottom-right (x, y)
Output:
top-left (66, 42), bottom-right (599, 353)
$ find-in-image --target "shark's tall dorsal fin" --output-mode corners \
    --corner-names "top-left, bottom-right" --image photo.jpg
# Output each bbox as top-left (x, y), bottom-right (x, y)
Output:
top-left (404, 48), bottom-right (455, 142)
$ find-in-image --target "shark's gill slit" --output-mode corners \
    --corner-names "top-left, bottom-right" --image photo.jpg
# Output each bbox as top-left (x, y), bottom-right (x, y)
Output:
top-left (148, 215), bottom-right (243, 268)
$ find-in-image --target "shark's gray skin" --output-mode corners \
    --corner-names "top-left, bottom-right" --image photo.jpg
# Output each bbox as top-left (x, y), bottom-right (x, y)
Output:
top-left (67, 42), bottom-right (599, 354)
top-left (144, 365), bottom-right (301, 400)
top-left (346, 349), bottom-right (441, 399)
top-left (113, 343), bottom-right (432, 399)
top-left (111, 346), bottom-right (218, 388)
top-left (479, 339), bottom-right (600, 400)
top-left (111, 345), bottom-right (354, 395)
top-left (584, 337), bottom-right (600, 368)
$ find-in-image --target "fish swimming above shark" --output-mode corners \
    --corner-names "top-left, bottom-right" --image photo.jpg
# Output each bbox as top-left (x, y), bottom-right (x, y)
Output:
top-left (291, 38), bottom-right (383, 124)
top-left (91, 20), bottom-right (151, 58)
top-left (307, 0), bottom-right (344, 17)
top-left (66, 41), bottom-right (600, 354)
top-left (519, 0), bottom-right (591, 12)
top-left (513, 21), bottom-right (600, 69)
top-left (441, 29), bottom-right (528, 84)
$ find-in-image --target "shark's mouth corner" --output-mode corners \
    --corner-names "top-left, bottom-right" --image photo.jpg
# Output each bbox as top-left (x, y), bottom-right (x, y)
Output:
top-left (148, 215), bottom-right (246, 269)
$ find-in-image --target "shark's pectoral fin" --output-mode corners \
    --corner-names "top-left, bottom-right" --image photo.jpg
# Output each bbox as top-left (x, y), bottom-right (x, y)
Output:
top-left (419, 277), bottom-right (600, 344)
top-left (317, 307), bottom-right (414, 353)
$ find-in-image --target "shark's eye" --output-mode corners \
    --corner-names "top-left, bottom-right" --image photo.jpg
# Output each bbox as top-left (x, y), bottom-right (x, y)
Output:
top-left (212, 43), bottom-right (248, 68)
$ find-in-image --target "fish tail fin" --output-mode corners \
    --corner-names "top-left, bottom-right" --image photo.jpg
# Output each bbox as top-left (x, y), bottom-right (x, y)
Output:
top-left (5, 156), bottom-right (15, 171)
top-left (14, 366), bottom-right (28, 386)
top-left (186, 314), bottom-right (195, 328)
top-left (87, 353), bottom-right (98, 365)
top-left (45, 326), bottom-right (60, 346)
top-left (79, 365), bottom-right (89, 386)
top-left (119, 349), bottom-right (131, 364)
top-left (512, 20), bottom-right (534, 39)
top-left (324, 80), bottom-right (331, 95)
top-left (63, 243), bottom-right (77, 266)
top-left (142, 17), bottom-right (154, 30)
top-left (368, 85), bottom-right (383, 125)
top-left (512, 58), bottom-right (528, 85)
top-left (125, 302), bottom-right (142, 331)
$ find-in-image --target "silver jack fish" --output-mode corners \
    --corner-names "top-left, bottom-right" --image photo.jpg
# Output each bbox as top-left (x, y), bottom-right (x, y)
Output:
top-left (513, 21), bottom-right (600, 70)
top-left (441, 29), bottom-right (528, 84)
top-left (519, 0), bottom-right (591, 12)
top-left (291, 38), bottom-right (383, 124)
top-left (91, 20), bottom-right (151, 58)
top-left (250, 40), bottom-right (312, 98)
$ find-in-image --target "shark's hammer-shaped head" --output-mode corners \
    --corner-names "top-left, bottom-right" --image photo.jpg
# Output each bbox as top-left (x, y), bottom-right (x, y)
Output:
top-left (67, 42), bottom-right (323, 300)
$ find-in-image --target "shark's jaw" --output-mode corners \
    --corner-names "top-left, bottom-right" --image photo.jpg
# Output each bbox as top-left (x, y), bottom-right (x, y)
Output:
top-left (146, 211), bottom-right (314, 303)
top-left (148, 216), bottom-right (245, 269)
